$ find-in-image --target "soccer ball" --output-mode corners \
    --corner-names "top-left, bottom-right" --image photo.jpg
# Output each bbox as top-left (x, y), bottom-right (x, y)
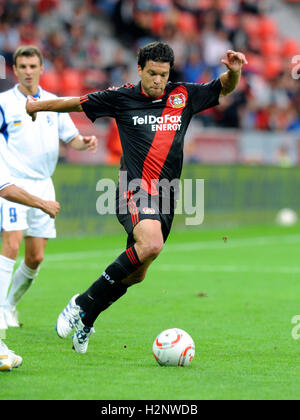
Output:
top-left (152, 328), bottom-right (195, 367)
top-left (276, 208), bottom-right (298, 226)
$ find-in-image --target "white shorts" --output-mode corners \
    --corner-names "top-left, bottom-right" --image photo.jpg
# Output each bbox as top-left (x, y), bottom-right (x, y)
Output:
top-left (0, 177), bottom-right (56, 238)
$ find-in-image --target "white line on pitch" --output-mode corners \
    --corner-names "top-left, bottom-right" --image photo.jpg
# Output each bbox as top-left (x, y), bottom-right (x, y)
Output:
top-left (42, 233), bottom-right (300, 263)
top-left (43, 261), bottom-right (300, 275)
top-left (154, 264), bottom-right (300, 274)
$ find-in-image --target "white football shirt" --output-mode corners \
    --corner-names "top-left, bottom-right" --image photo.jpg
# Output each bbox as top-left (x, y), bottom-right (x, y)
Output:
top-left (0, 156), bottom-right (12, 191)
top-left (0, 84), bottom-right (79, 180)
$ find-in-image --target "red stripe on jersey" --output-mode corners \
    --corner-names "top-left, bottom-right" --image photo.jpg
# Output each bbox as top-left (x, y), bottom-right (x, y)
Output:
top-left (80, 95), bottom-right (89, 104)
top-left (141, 85), bottom-right (188, 196)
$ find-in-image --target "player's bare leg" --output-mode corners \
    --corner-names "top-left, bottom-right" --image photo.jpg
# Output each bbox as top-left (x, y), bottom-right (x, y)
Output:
top-left (1, 230), bottom-right (23, 260)
top-left (24, 237), bottom-right (48, 269)
top-left (122, 219), bottom-right (164, 286)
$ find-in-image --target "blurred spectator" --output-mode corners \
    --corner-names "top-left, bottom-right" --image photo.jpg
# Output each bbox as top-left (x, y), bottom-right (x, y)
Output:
top-left (104, 47), bottom-right (129, 86)
top-left (182, 47), bottom-right (206, 83)
top-left (203, 28), bottom-right (233, 78)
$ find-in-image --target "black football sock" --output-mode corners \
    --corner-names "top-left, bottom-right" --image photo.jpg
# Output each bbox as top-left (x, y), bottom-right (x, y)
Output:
top-left (75, 245), bottom-right (142, 326)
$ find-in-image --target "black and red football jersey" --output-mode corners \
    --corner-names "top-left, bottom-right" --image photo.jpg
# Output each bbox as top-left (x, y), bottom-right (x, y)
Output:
top-left (80, 79), bottom-right (221, 195)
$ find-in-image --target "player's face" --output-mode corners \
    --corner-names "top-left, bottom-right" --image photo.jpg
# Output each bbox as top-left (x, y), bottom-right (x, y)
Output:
top-left (13, 55), bottom-right (43, 94)
top-left (138, 60), bottom-right (170, 99)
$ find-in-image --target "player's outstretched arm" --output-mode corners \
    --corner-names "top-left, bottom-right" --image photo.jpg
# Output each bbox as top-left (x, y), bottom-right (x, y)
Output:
top-left (26, 96), bottom-right (83, 121)
top-left (68, 134), bottom-right (98, 153)
top-left (219, 50), bottom-right (248, 97)
top-left (0, 185), bottom-right (60, 218)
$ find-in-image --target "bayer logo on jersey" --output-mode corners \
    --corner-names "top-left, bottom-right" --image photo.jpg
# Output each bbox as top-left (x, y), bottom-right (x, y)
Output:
top-left (168, 93), bottom-right (186, 108)
top-left (142, 207), bottom-right (156, 215)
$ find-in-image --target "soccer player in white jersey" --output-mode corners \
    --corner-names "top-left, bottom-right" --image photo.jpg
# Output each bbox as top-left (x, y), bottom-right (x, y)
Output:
top-left (0, 45), bottom-right (98, 329)
top-left (0, 160), bottom-right (60, 371)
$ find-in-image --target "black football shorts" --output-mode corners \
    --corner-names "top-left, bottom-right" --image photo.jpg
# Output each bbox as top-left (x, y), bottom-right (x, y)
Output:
top-left (116, 186), bottom-right (176, 248)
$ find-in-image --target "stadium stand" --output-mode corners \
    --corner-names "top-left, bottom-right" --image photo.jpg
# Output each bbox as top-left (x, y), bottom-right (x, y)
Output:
top-left (0, 0), bottom-right (299, 164)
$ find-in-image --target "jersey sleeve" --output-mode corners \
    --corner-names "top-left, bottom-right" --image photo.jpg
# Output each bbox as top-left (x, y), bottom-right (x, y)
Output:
top-left (58, 113), bottom-right (79, 144)
top-left (80, 90), bottom-right (118, 122)
top-left (187, 79), bottom-right (222, 115)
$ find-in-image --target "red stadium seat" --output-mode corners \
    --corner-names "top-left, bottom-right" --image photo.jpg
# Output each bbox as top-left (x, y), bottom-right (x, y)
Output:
top-left (151, 12), bottom-right (167, 36)
top-left (258, 17), bottom-right (278, 39)
top-left (244, 53), bottom-right (264, 74)
top-left (260, 39), bottom-right (282, 57)
top-left (176, 12), bottom-right (197, 34)
top-left (263, 58), bottom-right (283, 80)
top-left (40, 71), bottom-right (61, 95)
top-left (243, 16), bottom-right (261, 39)
top-left (60, 68), bottom-right (83, 96)
top-left (282, 38), bottom-right (300, 57)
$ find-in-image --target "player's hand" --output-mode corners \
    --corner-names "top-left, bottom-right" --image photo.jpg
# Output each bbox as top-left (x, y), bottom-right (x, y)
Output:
top-left (83, 135), bottom-right (98, 153)
top-left (42, 200), bottom-right (61, 218)
top-left (221, 50), bottom-right (248, 73)
top-left (26, 95), bottom-right (38, 121)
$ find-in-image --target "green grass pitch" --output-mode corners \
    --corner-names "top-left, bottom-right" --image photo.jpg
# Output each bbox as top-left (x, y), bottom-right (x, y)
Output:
top-left (1, 223), bottom-right (300, 400)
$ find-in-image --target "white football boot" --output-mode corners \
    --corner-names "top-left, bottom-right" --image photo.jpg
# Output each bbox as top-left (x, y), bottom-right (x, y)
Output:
top-left (4, 306), bottom-right (20, 328)
top-left (56, 294), bottom-right (85, 338)
top-left (72, 320), bottom-right (95, 354)
top-left (0, 341), bottom-right (22, 371)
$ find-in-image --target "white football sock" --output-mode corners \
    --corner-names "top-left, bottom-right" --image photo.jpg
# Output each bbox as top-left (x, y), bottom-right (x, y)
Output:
top-left (0, 255), bottom-right (16, 307)
top-left (6, 260), bottom-right (40, 308)
top-left (0, 339), bottom-right (8, 352)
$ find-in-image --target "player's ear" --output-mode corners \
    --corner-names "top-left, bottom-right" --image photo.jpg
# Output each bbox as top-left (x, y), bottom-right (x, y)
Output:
top-left (137, 65), bottom-right (143, 78)
top-left (40, 64), bottom-right (44, 76)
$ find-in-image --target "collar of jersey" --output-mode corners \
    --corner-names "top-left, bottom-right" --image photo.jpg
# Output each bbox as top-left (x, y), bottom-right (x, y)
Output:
top-left (138, 82), bottom-right (166, 101)
top-left (14, 84), bottom-right (41, 100)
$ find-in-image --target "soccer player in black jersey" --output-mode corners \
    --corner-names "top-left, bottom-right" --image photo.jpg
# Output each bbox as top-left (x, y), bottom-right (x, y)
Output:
top-left (26, 42), bottom-right (247, 353)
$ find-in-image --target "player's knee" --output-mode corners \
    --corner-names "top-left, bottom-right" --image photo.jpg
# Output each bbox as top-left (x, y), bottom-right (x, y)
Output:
top-left (1, 240), bottom-right (20, 260)
top-left (1, 231), bottom-right (23, 260)
top-left (142, 240), bottom-right (164, 262)
top-left (25, 253), bottom-right (44, 269)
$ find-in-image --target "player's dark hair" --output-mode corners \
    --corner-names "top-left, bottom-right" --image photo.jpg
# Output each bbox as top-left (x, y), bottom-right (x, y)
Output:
top-left (13, 46), bottom-right (43, 66)
top-left (137, 42), bottom-right (174, 69)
